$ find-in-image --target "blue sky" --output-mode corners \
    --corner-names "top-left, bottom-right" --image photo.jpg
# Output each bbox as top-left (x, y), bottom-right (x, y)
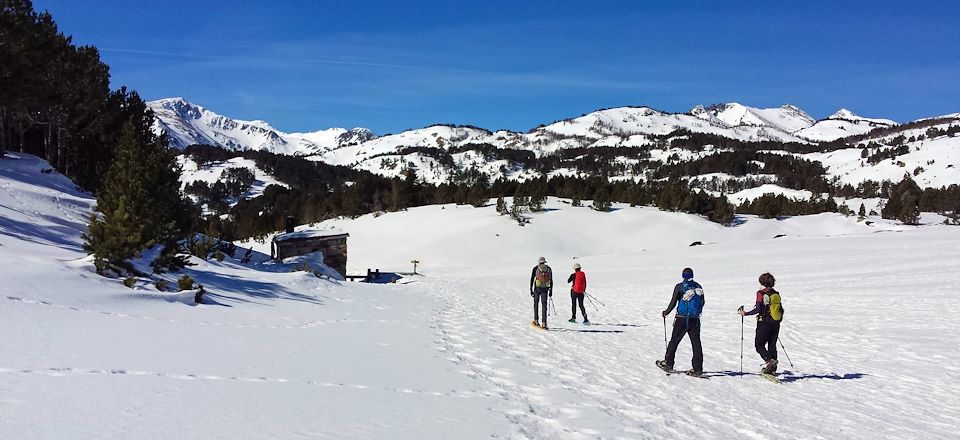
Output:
top-left (36, 0), bottom-right (960, 135)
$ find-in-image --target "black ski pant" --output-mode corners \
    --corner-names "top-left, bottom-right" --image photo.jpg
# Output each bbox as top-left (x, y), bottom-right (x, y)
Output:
top-left (570, 291), bottom-right (587, 320)
top-left (533, 287), bottom-right (549, 326)
top-left (755, 321), bottom-right (780, 362)
top-left (664, 316), bottom-right (703, 372)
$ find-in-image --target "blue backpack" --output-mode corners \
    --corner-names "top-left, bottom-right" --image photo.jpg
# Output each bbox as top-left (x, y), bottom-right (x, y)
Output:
top-left (677, 280), bottom-right (704, 318)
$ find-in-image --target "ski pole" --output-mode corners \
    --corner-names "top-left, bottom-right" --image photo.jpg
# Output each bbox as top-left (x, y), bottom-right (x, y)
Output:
top-left (585, 292), bottom-right (605, 307)
top-left (585, 293), bottom-right (600, 311)
top-left (778, 338), bottom-right (795, 369)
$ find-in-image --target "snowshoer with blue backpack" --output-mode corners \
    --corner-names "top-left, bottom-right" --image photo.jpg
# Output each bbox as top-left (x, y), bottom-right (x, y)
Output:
top-left (657, 267), bottom-right (705, 376)
top-left (739, 272), bottom-right (784, 375)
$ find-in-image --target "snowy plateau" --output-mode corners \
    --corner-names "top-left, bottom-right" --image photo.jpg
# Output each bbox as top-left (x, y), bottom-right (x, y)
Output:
top-left (2, 149), bottom-right (959, 439)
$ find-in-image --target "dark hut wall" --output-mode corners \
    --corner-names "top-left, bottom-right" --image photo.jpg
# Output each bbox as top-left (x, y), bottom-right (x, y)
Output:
top-left (273, 236), bottom-right (348, 277)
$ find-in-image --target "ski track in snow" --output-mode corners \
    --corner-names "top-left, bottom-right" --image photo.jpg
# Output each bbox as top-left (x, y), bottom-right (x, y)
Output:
top-left (0, 367), bottom-right (488, 399)
top-left (3, 295), bottom-right (400, 329)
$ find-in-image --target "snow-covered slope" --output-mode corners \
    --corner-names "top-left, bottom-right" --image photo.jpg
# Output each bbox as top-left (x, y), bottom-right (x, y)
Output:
top-left (692, 103), bottom-right (816, 135)
top-left (148, 98), bottom-right (373, 155)
top-left (795, 109), bottom-right (898, 142)
top-left (803, 115), bottom-right (960, 188)
top-left (178, 156), bottom-right (288, 203)
top-left (3, 157), bottom-right (960, 439)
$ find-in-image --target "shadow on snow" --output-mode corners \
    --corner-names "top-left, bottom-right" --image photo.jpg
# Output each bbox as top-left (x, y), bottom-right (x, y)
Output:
top-left (701, 370), bottom-right (867, 382)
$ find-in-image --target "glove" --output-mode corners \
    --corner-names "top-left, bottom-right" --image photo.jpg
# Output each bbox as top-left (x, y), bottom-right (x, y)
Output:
top-left (661, 310), bottom-right (668, 318)
top-left (548, 289), bottom-right (553, 297)
top-left (530, 290), bottom-right (534, 297)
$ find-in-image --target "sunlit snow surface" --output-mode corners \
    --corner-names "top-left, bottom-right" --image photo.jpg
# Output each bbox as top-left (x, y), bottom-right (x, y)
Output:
top-left (2, 153), bottom-right (958, 439)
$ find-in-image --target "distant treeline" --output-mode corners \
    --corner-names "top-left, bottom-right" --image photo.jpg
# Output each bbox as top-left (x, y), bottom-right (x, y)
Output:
top-left (183, 144), bottom-right (741, 241)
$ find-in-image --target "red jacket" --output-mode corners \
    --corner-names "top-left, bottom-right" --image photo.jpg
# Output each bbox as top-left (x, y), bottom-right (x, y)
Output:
top-left (570, 270), bottom-right (587, 294)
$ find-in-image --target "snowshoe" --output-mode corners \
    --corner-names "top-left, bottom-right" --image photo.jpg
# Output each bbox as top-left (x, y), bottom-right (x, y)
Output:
top-left (530, 320), bottom-right (540, 329)
top-left (761, 359), bottom-right (779, 374)
top-left (655, 360), bottom-right (675, 374)
top-left (685, 369), bottom-right (703, 378)
top-left (760, 372), bottom-right (781, 384)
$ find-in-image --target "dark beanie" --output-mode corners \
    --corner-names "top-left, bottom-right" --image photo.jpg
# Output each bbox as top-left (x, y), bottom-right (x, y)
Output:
top-left (682, 268), bottom-right (694, 279)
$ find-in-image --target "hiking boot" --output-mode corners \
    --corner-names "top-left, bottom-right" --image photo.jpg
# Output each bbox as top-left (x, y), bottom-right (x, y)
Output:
top-left (531, 320), bottom-right (540, 328)
top-left (761, 359), bottom-right (779, 374)
top-left (541, 324), bottom-right (549, 330)
top-left (656, 359), bottom-right (674, 372)
top-left (685, 369), bottom-right (703, 377)
top-left (568, 318), bottom-right (576, 323)
top-left (582, 319), bottom-right (590, 325)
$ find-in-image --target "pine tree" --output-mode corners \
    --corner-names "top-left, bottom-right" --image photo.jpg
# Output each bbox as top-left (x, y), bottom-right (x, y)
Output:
top-left (882, 175), bottom-right (922, 225)
top-left (592, 188), bottom-right (611, 212)
top-left (83, 119), bottom-right (193, 274)
top-left (496, 196), bottom-right (508, 215)
top-left (858, 202), bottom-right (866, 221)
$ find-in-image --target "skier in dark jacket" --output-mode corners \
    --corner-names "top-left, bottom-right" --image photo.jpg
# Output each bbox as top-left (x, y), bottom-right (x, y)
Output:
top-left (657, 268), bottom-right (705, 376)
top-left (567, 263), bottom-right (588, 324)
top-left (530, 257), bottom-right (553, 329)
top-left (739, 272), bottom-right (783, 374)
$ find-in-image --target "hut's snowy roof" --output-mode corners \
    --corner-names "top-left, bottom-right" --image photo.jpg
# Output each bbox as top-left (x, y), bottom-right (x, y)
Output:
top-left (273, 228), bottom-right (349, 243)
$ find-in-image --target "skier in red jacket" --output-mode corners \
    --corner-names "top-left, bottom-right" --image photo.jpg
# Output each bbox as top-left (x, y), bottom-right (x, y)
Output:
top-left (567, 263), bottom-right (589, 324)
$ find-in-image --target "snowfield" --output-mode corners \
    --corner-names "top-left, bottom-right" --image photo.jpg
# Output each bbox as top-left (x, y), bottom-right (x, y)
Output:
top-left (3, 153), bottom-right (959, 439)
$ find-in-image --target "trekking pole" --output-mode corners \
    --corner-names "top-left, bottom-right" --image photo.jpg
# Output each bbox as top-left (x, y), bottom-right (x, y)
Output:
top-left (585, 292), bottom-right (605, 307)
top-left (778, 338), bottom-right (796, 369)
top-left (549, 296), bottom-right (557, 316)
top-left (740, 314), bottom-right (744, 375)
top-left (662, 315), bottom-right (668, 350)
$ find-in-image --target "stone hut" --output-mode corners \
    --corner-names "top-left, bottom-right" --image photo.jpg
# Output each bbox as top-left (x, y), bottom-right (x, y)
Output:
top-left (271, 228), bottom-right (349, 277)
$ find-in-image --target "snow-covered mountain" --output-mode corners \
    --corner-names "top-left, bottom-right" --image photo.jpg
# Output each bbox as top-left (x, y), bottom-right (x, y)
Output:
top-left (151, 97), bottom-right (960, 190)
top-left (794, 109), bottom-right (897, 142)
top-left (148, 98), bottom-right (374, 156)
top-left (691, 103), bottom-right (816, 137)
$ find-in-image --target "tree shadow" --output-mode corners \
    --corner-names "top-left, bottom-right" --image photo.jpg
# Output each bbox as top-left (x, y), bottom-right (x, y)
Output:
top-left (198, 293), bottom-right (235, 307)
top-left (188, 271), bottom-right (324, 305)
top-left (0, 216), bottom-right (85, 251)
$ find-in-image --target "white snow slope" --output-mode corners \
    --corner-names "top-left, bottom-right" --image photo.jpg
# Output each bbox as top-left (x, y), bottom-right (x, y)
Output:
top-left (148, 98), bottom-right (373, 155)
top-left (178, 155), bottom-right (288, 205)
top-left (3, 153), bottom-right (959, 439)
